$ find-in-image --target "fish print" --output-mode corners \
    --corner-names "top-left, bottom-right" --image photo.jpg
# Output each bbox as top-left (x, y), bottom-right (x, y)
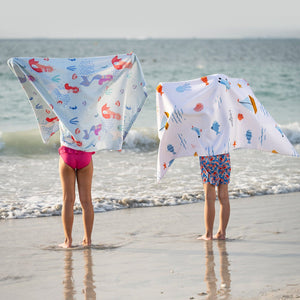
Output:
top-left (176, 83), bottom-right (191, 93)
top-left (211, 121), bottom-right (220, 134)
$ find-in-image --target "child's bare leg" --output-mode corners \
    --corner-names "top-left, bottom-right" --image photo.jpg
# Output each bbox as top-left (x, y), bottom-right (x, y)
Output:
top-left (77, 160), bottom-right (94, 246)
top-left (215, 184), bottom-right (230, 240)
top-left (59, 158), bottom-right (76, 248)
top-left (198, 183), bottom-right (216, 240)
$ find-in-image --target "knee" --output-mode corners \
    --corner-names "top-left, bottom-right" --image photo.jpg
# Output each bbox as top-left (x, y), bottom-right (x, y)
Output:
top-left (80, 198), bottom-right (93, 211)
top-left (218, 192), bottom-right (229, 206)
top-left (63, 194), bottom-right (75, 206)
top-left (204, 183), bottom-right (216, 202)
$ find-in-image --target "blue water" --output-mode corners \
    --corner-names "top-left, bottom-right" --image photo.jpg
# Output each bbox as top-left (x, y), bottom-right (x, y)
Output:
top-left (0, 39), bottom-right (299, 218)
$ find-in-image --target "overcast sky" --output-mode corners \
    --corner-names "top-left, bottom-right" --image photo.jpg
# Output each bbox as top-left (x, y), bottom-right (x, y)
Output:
top-left (1, 0), bottom-right (300, 39)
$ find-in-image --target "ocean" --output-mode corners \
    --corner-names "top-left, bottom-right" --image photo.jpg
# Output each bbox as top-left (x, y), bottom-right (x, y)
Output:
top-left (0, 39), bottom-right (299, 219)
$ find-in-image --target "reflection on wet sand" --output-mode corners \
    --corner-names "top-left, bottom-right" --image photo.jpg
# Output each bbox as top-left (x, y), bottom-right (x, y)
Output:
top-left (204, 241), bottom-right (231, 299)
top-left (63, 249), bottom-right (96, 299)
top-left (83, 249), bottom-right (96, 299)
top-left (63, 251), bottom-right (75, 299)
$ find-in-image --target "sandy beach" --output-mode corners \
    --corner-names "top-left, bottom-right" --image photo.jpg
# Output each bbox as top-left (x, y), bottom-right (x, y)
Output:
top-left (0, 192), bottom-right (300, 299)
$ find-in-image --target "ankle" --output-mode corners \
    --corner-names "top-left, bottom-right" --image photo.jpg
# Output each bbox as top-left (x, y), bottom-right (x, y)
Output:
top-left (215, 231), bottom-right (226, 240)
top-left (82, 238), bottom-right (92, 246)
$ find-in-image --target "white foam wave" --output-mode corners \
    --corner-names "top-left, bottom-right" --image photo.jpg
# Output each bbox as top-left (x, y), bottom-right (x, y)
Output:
top-left (123, 128), bottom-right (159, 151)
top-left (282, 122), bottom-right (300, 145)
top-left (1, 185), bottom-right (299, 220)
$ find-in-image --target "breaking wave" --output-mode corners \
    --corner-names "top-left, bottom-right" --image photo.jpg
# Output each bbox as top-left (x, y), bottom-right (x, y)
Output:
top-left (0, 122), bottom-right (299, 156)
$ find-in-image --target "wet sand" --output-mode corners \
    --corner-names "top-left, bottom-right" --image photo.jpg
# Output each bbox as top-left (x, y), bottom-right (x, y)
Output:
top-left (0, 192), bottom-right (299, 299)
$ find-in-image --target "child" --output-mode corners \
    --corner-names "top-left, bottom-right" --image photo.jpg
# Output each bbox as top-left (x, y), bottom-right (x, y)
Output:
top-left (58, 143), bottom-right (95, 248)
top-left (197, 153), bottom-right (231, 240)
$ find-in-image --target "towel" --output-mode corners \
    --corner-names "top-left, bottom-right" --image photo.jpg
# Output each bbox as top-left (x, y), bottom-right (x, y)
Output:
top-left (8, 53), bottom-right (147, 152)
top-left (156, 74), bottom-right (298, 181)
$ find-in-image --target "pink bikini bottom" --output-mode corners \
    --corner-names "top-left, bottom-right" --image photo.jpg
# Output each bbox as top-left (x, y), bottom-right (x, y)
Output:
top-left (59, 146), bottom-right (95, 170)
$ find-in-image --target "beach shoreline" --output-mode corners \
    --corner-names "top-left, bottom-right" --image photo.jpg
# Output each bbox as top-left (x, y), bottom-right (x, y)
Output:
top-left (1, 192), bottom-right (300, 299)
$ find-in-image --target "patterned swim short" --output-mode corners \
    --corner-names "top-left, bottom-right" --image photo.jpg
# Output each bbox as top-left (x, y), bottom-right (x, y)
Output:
top-left (199, 153), bottom-right (231, 186)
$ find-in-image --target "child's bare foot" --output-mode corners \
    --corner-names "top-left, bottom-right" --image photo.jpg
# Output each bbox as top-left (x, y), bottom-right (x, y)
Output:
top-left (59, 241), bottom-right (72, 248)
top-left (197, 234), bottom-right (213, 241)
top-left (214, 232), bottom-right (226, 240)
top-left (82, 239), bottom-right (92, 247)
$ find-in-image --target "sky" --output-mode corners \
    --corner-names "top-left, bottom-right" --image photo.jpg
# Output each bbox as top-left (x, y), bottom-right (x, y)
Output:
top-left (1, 0), bottom-right (300, 39)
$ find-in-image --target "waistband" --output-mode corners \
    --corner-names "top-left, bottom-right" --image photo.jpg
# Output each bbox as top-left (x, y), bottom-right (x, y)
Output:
top-left (58, 146), bottom-right (95, 155)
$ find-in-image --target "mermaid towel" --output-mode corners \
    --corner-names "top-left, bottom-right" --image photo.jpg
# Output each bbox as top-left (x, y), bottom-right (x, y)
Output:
top-left (8, 53), bottom-right (147, 151)
top-left (156, 74), bottom-right (298, 181)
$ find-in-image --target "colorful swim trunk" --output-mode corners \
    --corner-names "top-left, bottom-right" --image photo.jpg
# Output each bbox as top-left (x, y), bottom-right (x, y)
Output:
top-left (59, 146), bottom-right (95, 170)
top-left (199, 154), bottom-right (231, 186)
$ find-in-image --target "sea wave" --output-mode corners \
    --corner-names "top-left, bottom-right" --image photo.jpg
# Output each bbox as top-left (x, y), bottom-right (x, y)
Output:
top-left (0, 122), bottom-right (299, 156)
top-left (0, 128), bottom-right (159, 155)
top-left (281, 122), bottom-right (300, 145)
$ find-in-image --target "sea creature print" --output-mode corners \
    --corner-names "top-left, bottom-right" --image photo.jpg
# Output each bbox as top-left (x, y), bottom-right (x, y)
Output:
top-left (248, 95), bottom-right (257, 114)
top-left (260, 128), bottom-right (267, 145)
top-left (112, 55), bottom-right (133, 70)
top-left (28, 58), bottom-right (54, 73)
top-left (238, 113), bottom-right (244, 121)
top-left (46, 116), bottom-right (59, 123)
top-left (65, 83), bottom-right (79, 93)
top-left (211, 121), bottom-right (220, 134)
top-left (71, 135), bottom-right (82, 147)
top-left (170, 107), bottom-right (184, 124)
top-left (51, 75), bottom-right (61, 82)
top-left (168, 159), bottom-right (174, 167)
top-left (246, 130), bottom-right (252, 144)
top-left (178, 133), bottom-right (187, 149)
top-left (239, 95), bottom-right (257, 114)
top-left (167, 144), bottom-right (176, 154)
top-left (192, 126), bottom-right (201, 138)
top-left (83, 124), bottom-right (102, 139)
top-left (176, 83), bottom-right (192, 93)
top-left (35, 104), bottom-right (43, 109)
top-left (69, 117), bottom-right (79, 125)
top-left (101, 103), bottom-right (121, 120)
top-left (159, 114), bottom-right (168, 131)
top-left (201, 76), bottom-right (209, 86)
top-left (194, 103), bottom-right (204, 112)
top-left (218, 77), bottom-right (231, 90)
top-left (66, 66), bottom-right (77, 71)
top-left (80, 75), bottom-right (113, 87)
